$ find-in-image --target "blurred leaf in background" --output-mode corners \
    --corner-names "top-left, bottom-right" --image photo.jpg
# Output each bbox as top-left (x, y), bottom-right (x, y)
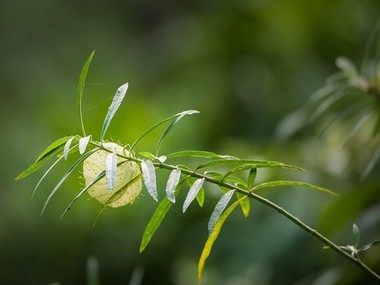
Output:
top-left (2, 0), bottom-right (380, 284)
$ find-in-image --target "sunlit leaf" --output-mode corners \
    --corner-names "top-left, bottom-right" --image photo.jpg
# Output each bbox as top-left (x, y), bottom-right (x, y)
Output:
top-left (64, 136), bottom-right (76, 160)
top-left (79, 135), bottom-right (91, 154)
top-left (100, 82), bottom-right (129, 141)
top-left (251, 180), bottom-right (337, 196)
top-left (198, 196), bottom-right (247, 282)
top-left (236, 192), bottom-right (250, 217)
top-left (352, 223), bottom-right (360, 249)
top-left (183, 178), bottom-right (205, 213)
top-left (78, 50), bottom-right (95, 137)
top-left (141, 160), bottom-right (158, 201)
top-left (41, 148), bottom-right (98, 214)
top-left (165, 168), bottom-right (181, 203)
top-left (105, 151), bottom-right (117, 192)
top-left (208, 190), bottom-right (235, 234)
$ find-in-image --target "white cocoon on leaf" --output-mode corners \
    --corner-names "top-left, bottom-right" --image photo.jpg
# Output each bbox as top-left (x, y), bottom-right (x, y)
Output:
top-left (83, 142), bottom-right (142, 207)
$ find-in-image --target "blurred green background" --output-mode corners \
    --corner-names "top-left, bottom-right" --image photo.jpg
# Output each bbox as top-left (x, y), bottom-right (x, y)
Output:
top-left (2, 0), bottom-right (380, 284)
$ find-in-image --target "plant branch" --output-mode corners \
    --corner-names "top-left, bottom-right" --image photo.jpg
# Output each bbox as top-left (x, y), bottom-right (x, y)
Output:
top-left (93, 142), bottom-right (380, 281)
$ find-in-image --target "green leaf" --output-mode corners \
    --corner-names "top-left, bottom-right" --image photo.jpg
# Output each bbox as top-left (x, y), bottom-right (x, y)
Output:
top-left (198, 196), bottom-right (247, 282)
top-left (336, 56), bottom-right (358, 76)
top-left (141, 160), bottom-right (158, 201)
top-left (156, 110), bottom-right (200, 155)
top-left (138, 151), bottom-right (156, 159)
top-left (165, 168), bottom-right (181, 203)
top-left (15, 141), bottom-right (68, 180)
top-left (208, 190), bottom-right (235, 234)
top-left (196, 159), bottom-right (304, 171)
top-left (251, 180), bottom-right (338, 196)
top-left (247, 168), bottom-right (257, 189)
top-left (222, 164), bottom-right (257, 181)
top-left (236, 192), bottom-right (250, 217)
top-left (196, 186), bottom-right (205, 207)
top-left (183, 178), bottom-right (205, 213)
top-left (100, 82), bottom-right (129, 141)
top-left (36, 136), bottom-right (72, 162)
top-left (166, 150), bottom-right (223, 159)
top-left (130, 110), bottom-right (199, 151)
top-left (352, 224), bottom-right (360, 249)
top-left (41, 148), bottom-right (98, 214)
top-left (105, 151), bottom-right (117, 192)
top-left (79, 135), bottom-right (91, 154)
top-left (78, 50), bottom-right (95, 137)
top-left (139, 197), bottom-right (173, 253)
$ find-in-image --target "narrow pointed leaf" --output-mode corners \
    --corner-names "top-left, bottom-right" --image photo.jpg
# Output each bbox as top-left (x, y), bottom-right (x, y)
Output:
top-left (196, 159), bottom-right (303, 171)
top-left (64, 137), bottom-right (76, 160)
top-left (183, 178), bottom-right (205, 213)
top-left (41, 148), bottom-right (98, 214)
top-left (131, 110), bottom-right (199, 151)
top-left (35, 136), bottom-right (72, 162)
top-left (198, 196), bottom-right (247, 282)
top-left (165, 168), bottom-right (181, 203)
top-left (359, 240), bottom-right (380, 252)
top-left (352, 224), bottom-right (360, 249)
top-left (236, 192), bottom-right (250, 217)
top-left (15, 146), bottom-right (65, 180)
top-left (166, 150), bottom-right (222, 159)
top-left (141, 160), bottom-right (158, 201)
top-left (208, 190), bottom-right (235, 234)
top-left (100, 83), bottom-right (129, 141)
top-left (139, 197), bottom-right (173, 252)
top-left (247, 168), bottom-right (257, 189)
top-left (79, 135), bottom-right (91, 154)
top-left (156, 110), bottom-right (200, 155)
top-left (251, 180), bottom-right (337, 196)
top-left (61, 166), bottom-right (107, 218)
top-left (222, 164), bottom-right (257, 180)
top-left (196, 187), bottom-right (205, 207)
top-left (78, 50), bottom-right (95, 137)
top-left (105, 151), bottom-right (117, 192)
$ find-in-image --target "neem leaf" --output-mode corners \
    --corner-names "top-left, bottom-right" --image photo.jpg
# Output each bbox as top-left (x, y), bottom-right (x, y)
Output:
top-left (100, 82), bottom-right (129, 141)
top-left (165, 168), bottom-right (181, 203)
top-left (78, 50), bottom-right (95, 137)
top-left (105, 151), bottom-right (117, 192)
top-left (250, 180), bottom-right (338, 196)
top-left (79, 135), bottom-right (91, 154)
top-left (353, 223), bottom-right (360, 249)
top-left (198, 195), bottom-right (247, 282)
top-left (208, 190), bottom-right (235, 234)
top-left (183, 178), bottom-right (205, 213)
top-left (141, 160), bottom-right (158, 201)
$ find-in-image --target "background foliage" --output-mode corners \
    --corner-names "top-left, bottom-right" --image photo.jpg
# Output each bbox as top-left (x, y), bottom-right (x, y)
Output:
top-left (2, 0), bottom-right (380, 284)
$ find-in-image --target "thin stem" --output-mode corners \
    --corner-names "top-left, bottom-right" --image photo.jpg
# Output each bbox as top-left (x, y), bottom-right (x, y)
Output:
top-left (91, 142), bottom-right (380, 281)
